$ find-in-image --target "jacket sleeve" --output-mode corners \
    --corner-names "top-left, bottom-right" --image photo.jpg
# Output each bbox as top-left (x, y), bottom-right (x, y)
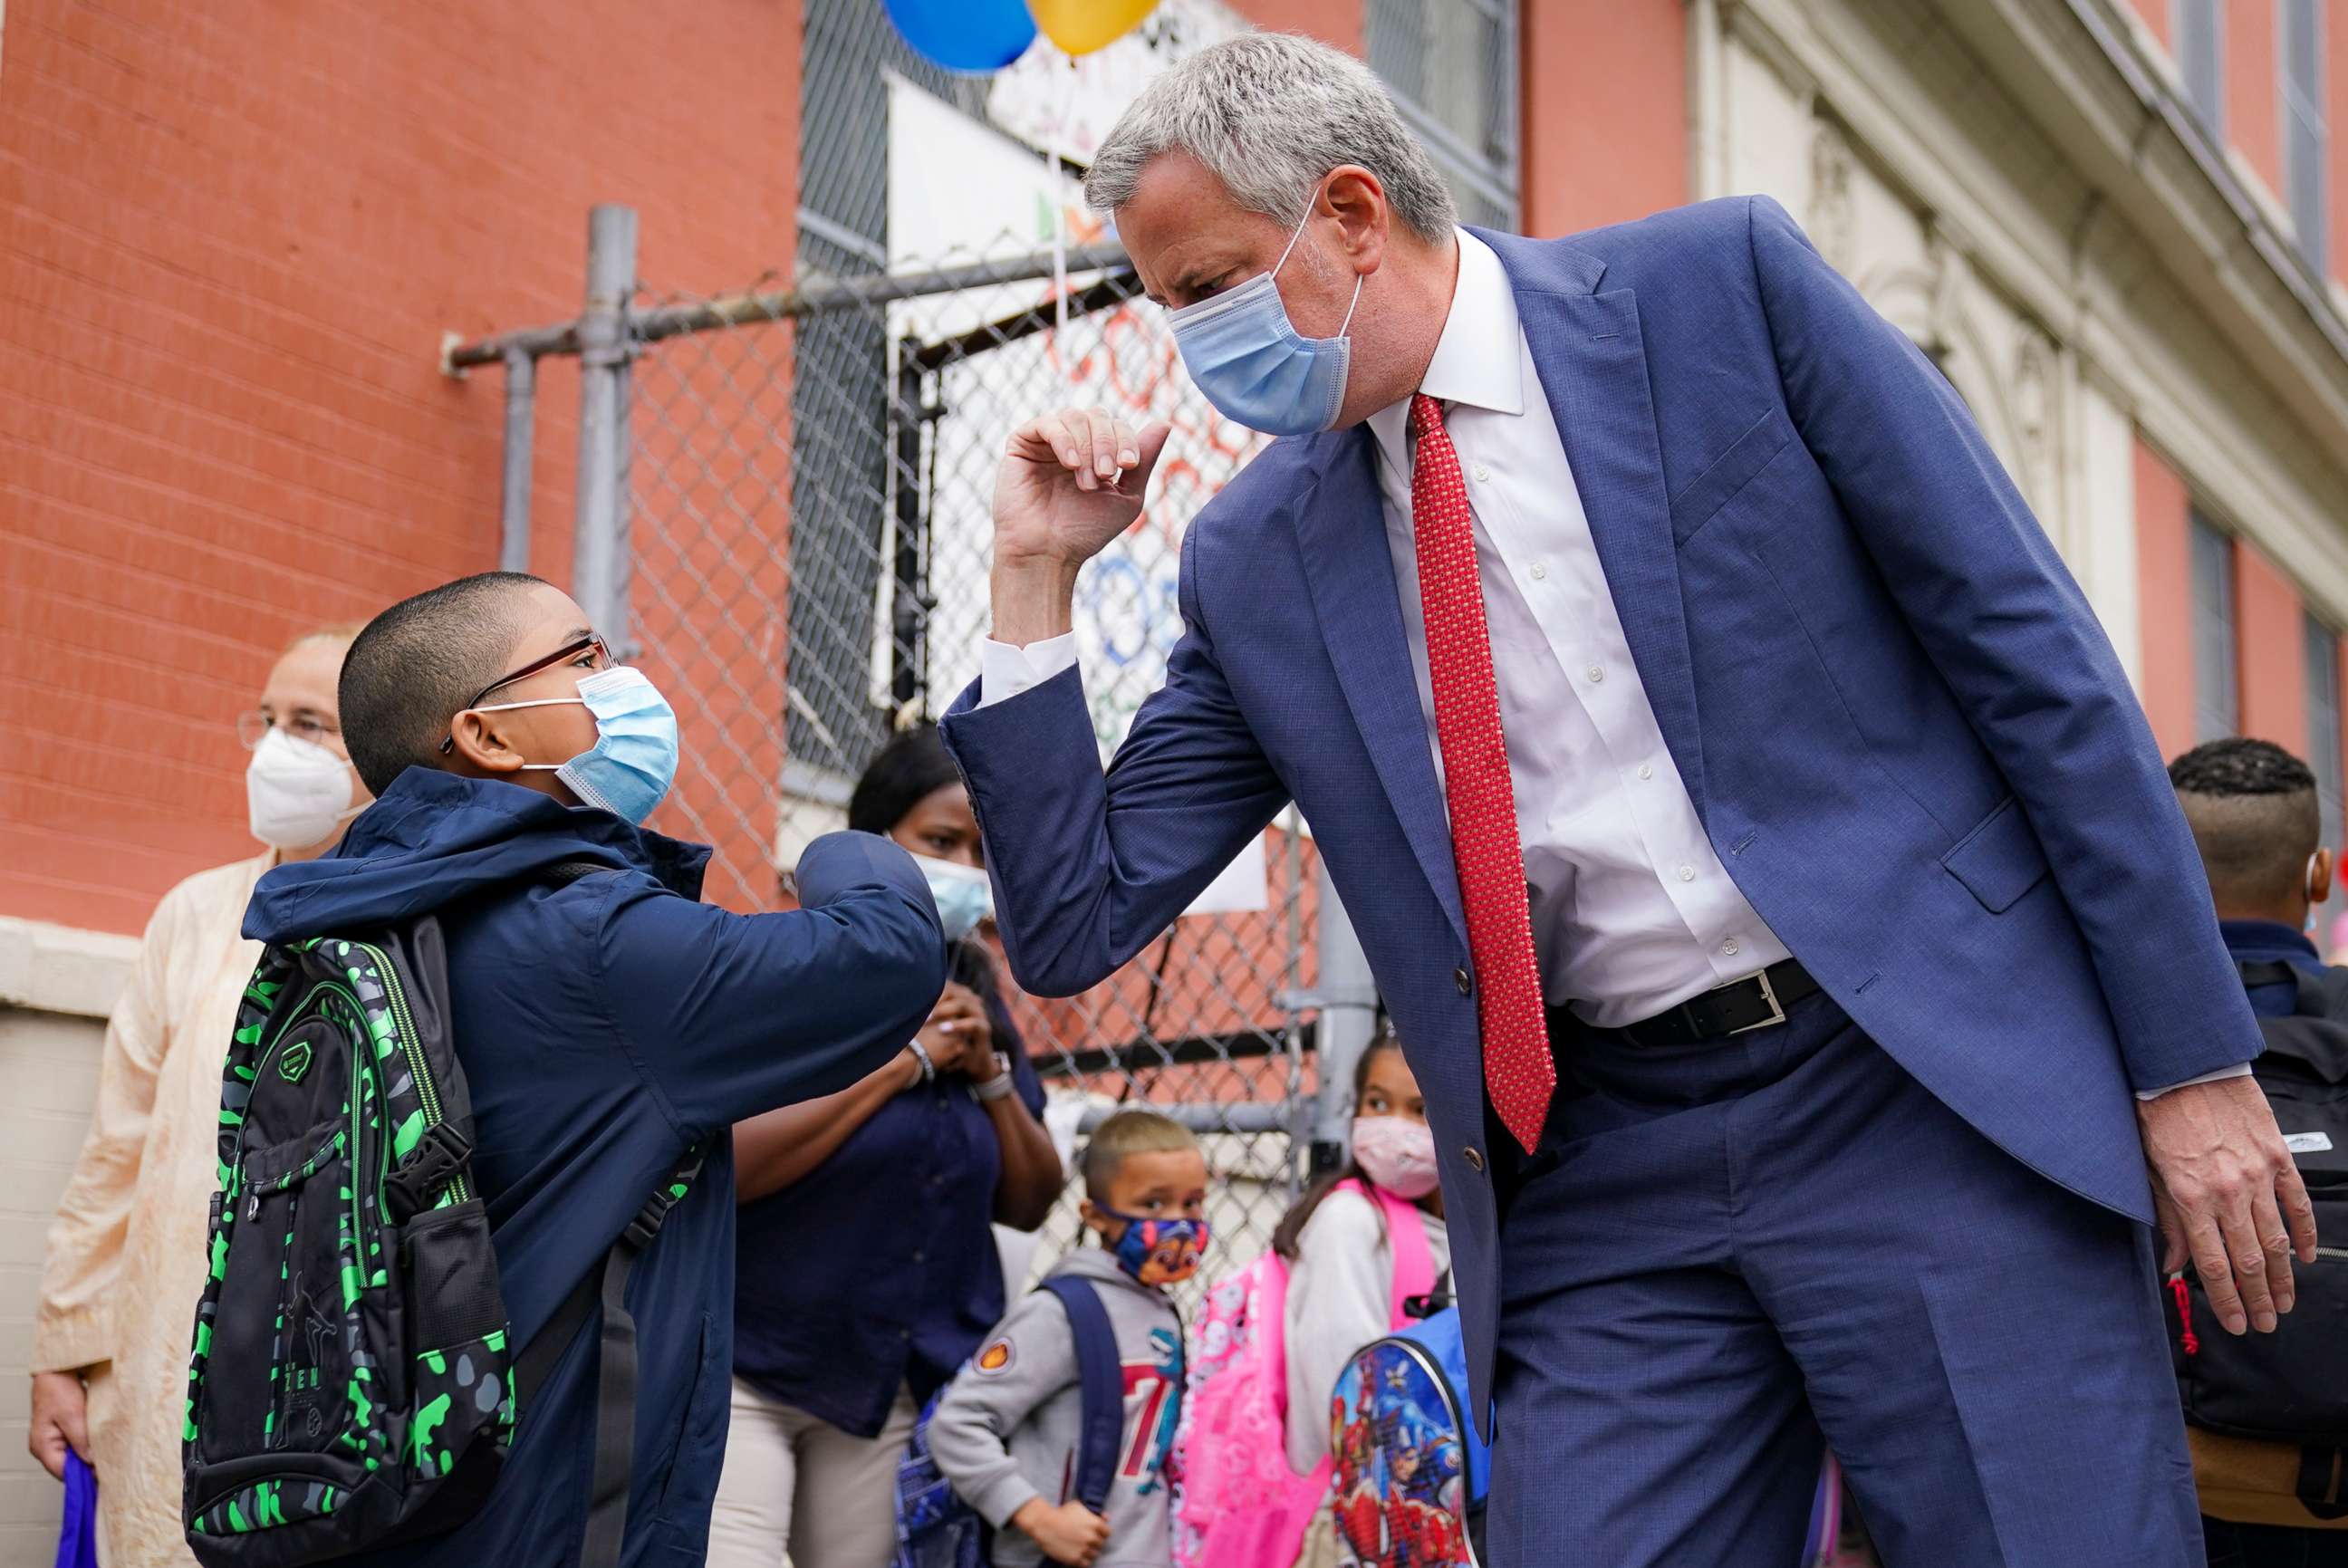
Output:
top-left (1745, 194), bottom-right (2261, 1089)
top-left (596, 830), bottom-right (948, 1140)
top-left (938, 521), bottom-right (1293, 998)
top-left (928, 1290), bottom-right (1076, 1530)
top-left (34, 882), bottom-right (183, 1373)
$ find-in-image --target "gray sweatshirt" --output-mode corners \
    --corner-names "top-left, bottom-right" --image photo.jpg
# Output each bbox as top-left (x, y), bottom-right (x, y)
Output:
top-left (928, 1248), bottom-right (1185, 1568)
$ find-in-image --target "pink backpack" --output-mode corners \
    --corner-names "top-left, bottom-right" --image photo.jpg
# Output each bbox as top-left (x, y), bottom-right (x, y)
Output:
top-left (1173, 1179), bottom-right (1436, 1568)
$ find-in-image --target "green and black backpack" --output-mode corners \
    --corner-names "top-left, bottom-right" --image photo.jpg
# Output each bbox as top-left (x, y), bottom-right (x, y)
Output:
top-left (182, 864), bottom-right (700, 1568)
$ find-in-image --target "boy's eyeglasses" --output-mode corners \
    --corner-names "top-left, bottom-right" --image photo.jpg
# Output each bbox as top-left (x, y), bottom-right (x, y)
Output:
top-left (438, 634), bottom-right (614, 755)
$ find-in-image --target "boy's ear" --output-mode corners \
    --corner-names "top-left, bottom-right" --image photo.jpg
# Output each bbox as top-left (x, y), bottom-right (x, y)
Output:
top-left (1078, 1198), bottom-right (1116, 1242)
top-left (446, 708), bottom-right (529, 777)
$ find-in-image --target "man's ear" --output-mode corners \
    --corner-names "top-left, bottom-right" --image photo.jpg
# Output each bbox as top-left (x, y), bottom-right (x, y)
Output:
top-left (446, 708), bottom-right (529, 777)
top-left (2315, 847), bottom-right (2335, 908)
top-left (1321, 165), bottom-right (1390, 274)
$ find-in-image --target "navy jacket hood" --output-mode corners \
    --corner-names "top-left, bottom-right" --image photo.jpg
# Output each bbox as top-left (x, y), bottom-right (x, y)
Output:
top-left (244, 766), bottom-right (712, 940)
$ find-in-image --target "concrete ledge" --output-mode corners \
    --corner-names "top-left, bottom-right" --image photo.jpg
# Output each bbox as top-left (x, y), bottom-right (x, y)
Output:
top-left (0, 919), bottom-right (140, 1021)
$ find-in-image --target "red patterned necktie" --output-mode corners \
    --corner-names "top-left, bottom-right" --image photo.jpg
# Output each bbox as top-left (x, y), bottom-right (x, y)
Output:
top-left (1409, 393), bottom-right (1556, 1155)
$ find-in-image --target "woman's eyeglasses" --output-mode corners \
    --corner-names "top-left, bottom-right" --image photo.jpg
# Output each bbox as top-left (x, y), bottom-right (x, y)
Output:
top-left (236, 710), bottom-right (339, 750)
top-left (438, 634), bottom-right (614, 755)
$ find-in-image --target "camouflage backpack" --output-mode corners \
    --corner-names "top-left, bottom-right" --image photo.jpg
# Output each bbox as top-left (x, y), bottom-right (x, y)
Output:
top-left (182, 863), bottom-right (700, 1568)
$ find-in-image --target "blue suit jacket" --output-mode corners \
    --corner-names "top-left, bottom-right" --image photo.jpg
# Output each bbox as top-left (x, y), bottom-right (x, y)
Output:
top-left (940, 196), bottom-right (2260, 1423)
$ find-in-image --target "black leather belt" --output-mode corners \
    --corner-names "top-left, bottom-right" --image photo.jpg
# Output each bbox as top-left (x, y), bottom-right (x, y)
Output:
top-left (1548, 957), bottom-right (1821, 1050)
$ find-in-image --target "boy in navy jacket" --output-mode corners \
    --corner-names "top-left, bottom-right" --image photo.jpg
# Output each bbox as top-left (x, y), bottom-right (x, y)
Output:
top-left (243, 572), bottom-right (946, 1568)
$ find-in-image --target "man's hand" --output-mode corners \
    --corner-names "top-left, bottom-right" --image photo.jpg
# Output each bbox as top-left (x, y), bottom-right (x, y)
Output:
top-left (1010, 1497), bottom-right (1111, 1566)
top-left (990, 409), bottom-right (1172, 647)
top-left (2139, 1073), bottom-right (2318, 1334)
top-left (28, 1371), bottom-right (89, 1483)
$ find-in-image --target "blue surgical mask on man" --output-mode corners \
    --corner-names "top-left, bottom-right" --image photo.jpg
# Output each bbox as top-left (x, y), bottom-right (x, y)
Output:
top-left (480, 666), bottom-right (680, 825)
top-left (1167, 195), bottom-right (1363, 437)
top-left (914, 853), bottom-right (994, 943)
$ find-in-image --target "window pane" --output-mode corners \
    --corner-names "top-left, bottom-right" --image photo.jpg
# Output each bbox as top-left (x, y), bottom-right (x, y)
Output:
top-left (2284, 0), bottom-right (2328, 274)
top-left (2192, 515), bottom-right (2238, 742)
top-left (2178, 0), bottom-right (2227, 132)
top-left (1368, 0), bottom-right (1519, 230)
top-left (2310, 616), bottom-right (2344, 853)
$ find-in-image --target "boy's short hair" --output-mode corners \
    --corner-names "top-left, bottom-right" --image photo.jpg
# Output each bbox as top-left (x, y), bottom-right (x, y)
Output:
top-left (339, 572), bottom-right (548, 797)
top-left (1081, 1110), bottom-right (1199, 1204)
top-left (2170, 737), bottom-right (2323, 909)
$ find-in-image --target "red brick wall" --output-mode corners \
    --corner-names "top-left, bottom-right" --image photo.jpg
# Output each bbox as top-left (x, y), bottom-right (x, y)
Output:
top-left (0, 0), bottom-right (802, 935)
top-left (2237, 541), bottom-right (2310, 752)
top-left (2128, 0), bottom-right (2171, 51)
top-left (2135, 439), bottom-right (2199, 759)
top-left (2228, 0), bottom-right (2285, 196)
top-left (1520, 0), bottom-right (1688, 237)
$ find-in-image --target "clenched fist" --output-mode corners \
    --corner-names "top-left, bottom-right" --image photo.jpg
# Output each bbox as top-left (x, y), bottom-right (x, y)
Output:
top-left (993, 408), bottom-right (1173, 572)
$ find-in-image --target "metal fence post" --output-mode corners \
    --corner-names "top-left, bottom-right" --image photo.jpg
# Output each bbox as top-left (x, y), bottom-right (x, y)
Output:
top-left (498, 347), bottom-right (535, 572)
top-left (1310, 861), bottom-right (1381, 1178)
top-left (574, 205), bottom-right (639, 648)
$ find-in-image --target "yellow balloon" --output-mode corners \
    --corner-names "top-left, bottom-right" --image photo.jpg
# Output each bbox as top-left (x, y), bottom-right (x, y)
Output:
top-left (1025, 0), bottom-right (1158, 55)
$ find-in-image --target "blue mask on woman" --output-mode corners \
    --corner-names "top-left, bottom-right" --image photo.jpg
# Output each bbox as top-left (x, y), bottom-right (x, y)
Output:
top-left (1168, 201), bottom-right (1363, 438)
top-left (914, 854), bottom-right (995, 943)
top-left (487, 666), bottom-right (679, 825)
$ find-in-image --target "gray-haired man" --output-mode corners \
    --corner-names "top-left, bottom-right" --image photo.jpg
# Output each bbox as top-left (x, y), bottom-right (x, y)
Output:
top-left (945, 32), bottom-right (2308, 1567)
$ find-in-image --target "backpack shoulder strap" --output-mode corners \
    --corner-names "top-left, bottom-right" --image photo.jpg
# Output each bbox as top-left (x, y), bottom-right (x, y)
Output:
top-left (1038, 1275), bottom-right (1125, 1517)
top-left (512, 1142), bottom-right (707, 1568)
top-left (1358, 1182), bottom-right (1438, 1325)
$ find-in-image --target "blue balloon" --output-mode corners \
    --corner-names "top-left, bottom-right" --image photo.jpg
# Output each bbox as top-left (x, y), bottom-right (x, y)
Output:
top-left (884, 0), bottom-right (1036, 72)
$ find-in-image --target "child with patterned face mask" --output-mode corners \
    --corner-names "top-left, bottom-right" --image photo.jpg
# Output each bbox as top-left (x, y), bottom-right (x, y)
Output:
top-left (1271, 1028), bottom-right (1449, 1500)
top-left (930, 1111), bottom-right (1207, 1568)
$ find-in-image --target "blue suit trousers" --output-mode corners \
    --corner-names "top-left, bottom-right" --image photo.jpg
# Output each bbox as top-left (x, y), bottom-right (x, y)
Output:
top-left (1489, 992), bottom-right (2202, 1567)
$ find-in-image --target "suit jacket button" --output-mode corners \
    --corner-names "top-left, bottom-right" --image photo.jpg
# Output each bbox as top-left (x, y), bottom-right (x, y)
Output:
top-left (1454, 967), bottom-right (1474, 996)
top-left (1463, 1147), bottom-right (1486, 1173)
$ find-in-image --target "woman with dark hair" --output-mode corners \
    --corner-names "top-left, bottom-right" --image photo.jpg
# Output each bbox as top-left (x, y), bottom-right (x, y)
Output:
top-left (707, 725), bottom-right (1063, 1568)
top-left (1275, 1029), bottom-right (1448, 1481)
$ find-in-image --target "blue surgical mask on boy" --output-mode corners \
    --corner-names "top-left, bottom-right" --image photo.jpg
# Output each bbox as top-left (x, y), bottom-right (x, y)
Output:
top-left (1099, 1208), bottom-right (1208, 1287)
top-left (1167, 197), bottom-right (1363, 437)
top-left (914, 854), bottom-right (994, 943)
top-left (483, 666), bottom-right (679, 825)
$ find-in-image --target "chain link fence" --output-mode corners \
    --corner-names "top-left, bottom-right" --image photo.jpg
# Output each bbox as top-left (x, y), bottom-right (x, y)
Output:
top-left (451, 215), bottom-right (1374, 1302)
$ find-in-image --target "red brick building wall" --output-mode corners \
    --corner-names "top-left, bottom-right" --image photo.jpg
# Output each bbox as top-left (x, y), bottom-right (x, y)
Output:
top-left (0, 0), bottom-right (802, 935)
top-left (1518, 0), bottom-right (1688, 237)
top-left (2236, 542), bottom-right (2310, 754)
top-left (2227, 0), bottom-right (2284, 195)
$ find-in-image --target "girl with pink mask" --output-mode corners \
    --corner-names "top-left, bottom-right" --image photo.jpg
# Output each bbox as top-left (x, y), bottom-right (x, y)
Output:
top-left (1269, 1030), bottom-right (1449, 1523)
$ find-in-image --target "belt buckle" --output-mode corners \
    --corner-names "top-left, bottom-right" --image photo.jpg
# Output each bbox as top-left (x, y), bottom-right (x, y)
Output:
top-left (1725, 967), bottom-right (1787, 1036)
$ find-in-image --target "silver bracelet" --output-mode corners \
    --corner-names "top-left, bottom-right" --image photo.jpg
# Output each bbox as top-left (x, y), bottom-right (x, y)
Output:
top-left (907, 1040), bottom-right (938, 1085)
top-left (973, 1054), bottom-right (1016, 1101)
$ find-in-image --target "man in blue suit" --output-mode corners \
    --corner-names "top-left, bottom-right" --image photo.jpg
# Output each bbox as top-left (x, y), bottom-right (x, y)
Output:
top-left (940, 33), bottom-right (2315, 1566)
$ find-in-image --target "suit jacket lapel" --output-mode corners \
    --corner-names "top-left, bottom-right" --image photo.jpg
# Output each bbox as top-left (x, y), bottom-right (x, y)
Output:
top-left (1289, 431), bottom-right (1469, 945)
top-left (1492, 237), bottom-right (1708, 818)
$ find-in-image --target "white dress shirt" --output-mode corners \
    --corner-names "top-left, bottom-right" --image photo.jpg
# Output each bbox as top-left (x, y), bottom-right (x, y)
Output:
top-left (984, 232), bottom-right (2241, 1085)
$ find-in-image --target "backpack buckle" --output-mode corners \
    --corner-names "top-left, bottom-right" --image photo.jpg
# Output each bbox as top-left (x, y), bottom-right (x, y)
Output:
top-left (621, 1151), bottom-right (705, 1251)
top-left (385, 1122), bottom-right (475, 1224)
top-left (623, 1187), bottom-right (679, 1251)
